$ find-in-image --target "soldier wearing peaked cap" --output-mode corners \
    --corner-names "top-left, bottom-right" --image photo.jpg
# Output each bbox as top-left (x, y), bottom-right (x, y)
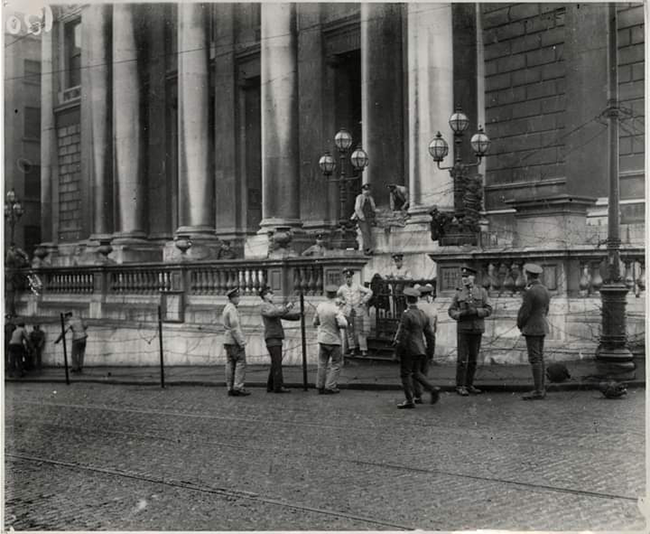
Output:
top-left (517, 263), bottom-right (551, 400)
top-left (412, 282), bottom-right (438, 404)
top-left (394, 286), bottom-right (440, 409)
top-left (338, 269), bottom-right (373, 358)
top-left (302, 234), bottom-right (327, 257)
top-left (221, 287), bottom-right (251, 396)
top-left (448, 264), bottom-right (492, 396)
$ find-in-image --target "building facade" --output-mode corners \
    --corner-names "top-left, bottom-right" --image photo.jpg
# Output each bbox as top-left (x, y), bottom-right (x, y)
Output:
top-left (14, 3), bottom-right (647, 367)
top-left (4, 7), bottom-right (43, 255)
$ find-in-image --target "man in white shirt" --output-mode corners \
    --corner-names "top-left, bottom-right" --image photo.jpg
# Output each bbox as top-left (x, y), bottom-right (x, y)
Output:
top-left (352, 183), bottom-right (376, 255)
top-left (221, 287), bottom-right (251, 396)
top-left (55, 311), bottom-right (88, 373)
top-left (337, 269), bottom-right (373, 357)
top-left (313, 285), bottom-right (348, 394)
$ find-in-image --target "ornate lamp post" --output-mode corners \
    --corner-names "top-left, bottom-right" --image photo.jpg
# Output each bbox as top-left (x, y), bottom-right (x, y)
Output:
top-left (428, 107), bottom-right (490, 245)
top-left (319, 128), bottom-right (369, 250)
top-left (595, 4), bottom-right (634, 378)
top-left (5, 189), bottom-right (24, 245)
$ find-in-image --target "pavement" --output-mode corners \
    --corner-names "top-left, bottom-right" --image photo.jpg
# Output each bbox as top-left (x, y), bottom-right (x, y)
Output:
top-left (5, 356), bottom-right (645, 391)
top-left (4, 382), bottom-right (646, 531)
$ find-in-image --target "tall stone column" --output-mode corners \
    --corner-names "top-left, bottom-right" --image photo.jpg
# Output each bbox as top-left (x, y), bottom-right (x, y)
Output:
top-left (177, 3), bottom-right (213, 237)
top-left (112, 4), bottom-right (146, 241)
top-left (40, 21), bottom-right (55, 246)
top-left (86, 4), bottom-right (113, 240)
top-left (260, 3), bottom-right (301, 231)
top-left (407, 2), bottom-right (455, 223)
top-left (361, 3), bottom-right (404, 207)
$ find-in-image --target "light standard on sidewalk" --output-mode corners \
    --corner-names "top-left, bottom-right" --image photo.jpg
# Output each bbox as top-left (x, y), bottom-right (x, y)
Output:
top-left (428, 107), bottom-right (490, 245)
top-left (319, 128), bottom-right (369, 250)
top-left (5, 189), bottom-right (24, 245)
top-left (595, 4), bottom-right (634, 377)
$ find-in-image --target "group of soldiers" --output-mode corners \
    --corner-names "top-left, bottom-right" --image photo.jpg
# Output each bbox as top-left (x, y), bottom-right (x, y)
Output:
top-left (220, 260), bottom-right (551, 407)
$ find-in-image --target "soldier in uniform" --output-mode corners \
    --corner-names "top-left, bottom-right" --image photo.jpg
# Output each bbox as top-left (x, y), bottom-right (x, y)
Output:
top-left (448, 265), bottom-right (492, 396)
top-left (302, 234), bottom-right (327, 257)
top-left (412, 284), bottom-right (437, 404)
top-left (517, 263), bottom-right (551, 400)
top-left (337, 269), bottom-right (373, 357)
top-left (394, 287), bottom-right (440, 409)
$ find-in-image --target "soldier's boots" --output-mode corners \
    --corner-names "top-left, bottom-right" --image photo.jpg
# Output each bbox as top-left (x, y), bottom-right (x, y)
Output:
top-left (397, 400), bottom-right (416, 409)
top-left (456, 386), bottom-right (469, 396)
top-left (523, 363), bottom-right (546, 400)
top-left (467, 386), bottom-right (482, 395)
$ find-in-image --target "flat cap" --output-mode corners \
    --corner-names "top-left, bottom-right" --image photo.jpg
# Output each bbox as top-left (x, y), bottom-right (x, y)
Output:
top-left (403, 286), bottom-right (421, 298)
top-left (226, 287), bottom-right (240, 299)
top-left (420, 284), bottom-right (434, 295)
top-left (460, 264), bottom-right (477, 275)
top-left (524, 263), bottom-right (543, 275)
top-left (324, 284), bottom-right (339, 294)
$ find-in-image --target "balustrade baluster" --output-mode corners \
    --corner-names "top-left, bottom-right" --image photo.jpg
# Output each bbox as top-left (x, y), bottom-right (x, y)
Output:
top-left (314, 267), bottom-right (323, 295)
top-left (301, 267), bottom-right (310, 295)
top-left (259, 269), bottom-right (266, 292)
top-left (514, 262), bottom-right (526, 293)
top-left (480, 263), bottom-right (490, 291)
top-left (487, 263), bottom-right (498, 292)
top-left (579, 262), bottom-right (590, 296)
top-left (496, 263), bottom-right (508, 293)
top-left (244, 269), bottom-right (252, 294)
top-left (637, 262), bottom-right (645, 293)
top-left (215, 269), bottom-right (223, 294)
top-left (504, 263), bottom-right (516, 294)
top-left (293, 267), bottom-right (301, 296)
top-left (624, 261), bottom-right (634, 291)
top-left (591, 261), bottom-right (603, 293)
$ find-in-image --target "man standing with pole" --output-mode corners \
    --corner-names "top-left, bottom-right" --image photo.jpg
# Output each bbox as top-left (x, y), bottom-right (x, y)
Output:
top-left (517, 263), bottom-right (551, 400)
top-left (259, 286), bottom-right (301, 393)
top-left (448, 265), bottom-right (492, 396)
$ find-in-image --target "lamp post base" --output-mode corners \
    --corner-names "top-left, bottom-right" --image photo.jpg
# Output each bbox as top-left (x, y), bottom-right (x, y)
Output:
top-left (595, 282), bottom-right (636, 380)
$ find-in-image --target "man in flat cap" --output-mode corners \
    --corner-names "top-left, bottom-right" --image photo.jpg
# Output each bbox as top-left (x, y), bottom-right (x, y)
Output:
top-left (352, 183), bottom-right (376, 255)
top-left (313, 284), bottom-right (348, 394)
top-left (338, 269), bottom-right (373, 357)
top-left (448, 265), bottom-right (492, 396)
top-left (221, 288), bottom-right (251, 396)
top-left (302, 234), bottom-right (327, 257)
top-left (55, 310), bottom-right (88, 373)
top-left (260, 287), bottom-right (301, 393)
top-left (394, 286), bottom-right (440, 409)
top-left (412, 283), bottom-right (437, 404)
top-left (517, 263), bottom-right (550, 400)
top-left (388, 184), bottom-right (410, 213)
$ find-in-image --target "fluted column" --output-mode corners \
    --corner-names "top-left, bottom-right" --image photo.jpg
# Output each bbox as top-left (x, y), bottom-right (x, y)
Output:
top-left (260, 3), bottom-right (301, 229)
top-left (177, 3), bottom-right (213, 236)
top-left (361, 3), bottom-right (404, 207)
top-left (87, 4), bottom-right (113, 239)
top-left (112, 4), bottom-right (146, 240)
top-left (40, 20), bottom-right (55, 244)
top-left (407, 2), bottom-right (455, 222)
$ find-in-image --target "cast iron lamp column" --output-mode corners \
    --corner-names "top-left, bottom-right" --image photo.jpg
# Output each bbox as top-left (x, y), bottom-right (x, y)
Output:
top-left (428, 107), bottom-right (490, 244)
top-left (5, 189), bottom-right (24, 245)
top-left (595, 4), bottom-right (634, 377)
top-left (318, 128), bottom-right (369, 250)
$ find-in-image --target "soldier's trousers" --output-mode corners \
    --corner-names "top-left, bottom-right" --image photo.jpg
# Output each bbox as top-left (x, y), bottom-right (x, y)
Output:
top-left (399, 351), bottom-right (435, 403)
top-left (526, 335), bottom-right (546, 391)
top-left (225, 344), bottom-right (247, 391)
top-left (456, 333), bottom-right (482, 387)
top-left (413, 356), bottom-right (432, 398)
top-left (317, 343), bottom-right (343, 390)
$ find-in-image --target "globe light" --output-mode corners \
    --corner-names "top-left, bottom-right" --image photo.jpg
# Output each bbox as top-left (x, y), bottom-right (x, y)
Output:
top-left (13, 202), bottom-right (24, 217)
top-left (449, 108), bottom-right (470, 133)
top-left (318, 152), bottom-right (336, 176)
top-left (428, 132), bottom-right (449, 162)
top-left (350, 145), bottom-right (369, 170)
top-left (6, 189), bottom-right (16, 203)
top-left (470, 127), bottom-right (491, 157)
top-left (334, 128), bottom-right (353, 151)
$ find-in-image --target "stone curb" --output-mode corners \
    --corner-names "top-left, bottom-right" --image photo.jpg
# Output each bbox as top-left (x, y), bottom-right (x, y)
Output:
top-left (5, 377), bottom-right (645, 392)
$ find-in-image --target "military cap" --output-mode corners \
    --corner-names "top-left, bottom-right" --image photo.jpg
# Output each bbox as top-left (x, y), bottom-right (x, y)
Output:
top-left (460, 264), bottom-right (477, 275)
top-left (361, 183), bottom-right (371, 190)
top-left (403, 286), bottom-right (421, 298)
top-left (524, 263), bottom-right (543, 275)
top-left (226, 287), bottom-right (240, 299)
top-left (324, 284), bottom-right (339, 295)
top-left (420, 284), bottom-right (434, 295)
top-left (392, 253), bottom-right (404, 260)
top-left (343, 268), bottom-right (355, 277)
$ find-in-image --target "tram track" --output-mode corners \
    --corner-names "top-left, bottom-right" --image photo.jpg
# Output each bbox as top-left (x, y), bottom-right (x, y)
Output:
top-left (5, 453), bottom-right (417, 530)
top-left (7, 414), bottom-right (640, 504)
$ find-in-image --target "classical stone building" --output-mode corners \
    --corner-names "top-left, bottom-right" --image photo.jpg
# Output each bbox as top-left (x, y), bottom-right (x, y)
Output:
top-left (15, 3), bottom-right (647, 367)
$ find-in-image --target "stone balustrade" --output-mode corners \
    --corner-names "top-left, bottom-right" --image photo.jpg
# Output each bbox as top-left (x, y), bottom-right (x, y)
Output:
top-left (432, 246), bottom-right (645, 298)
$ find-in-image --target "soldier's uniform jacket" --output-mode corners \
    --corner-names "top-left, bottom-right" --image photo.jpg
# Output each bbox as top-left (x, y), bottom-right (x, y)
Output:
top-left (448, 285), bottom-right (492, 333)
top-left (517, 279), bottom-right (550, 336)
top-left (395, 305), bottom-right (436, 358)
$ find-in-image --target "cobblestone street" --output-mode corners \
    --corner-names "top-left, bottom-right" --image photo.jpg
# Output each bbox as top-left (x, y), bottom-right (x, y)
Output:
top-left (3, 382), bottom-right (646, 531)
